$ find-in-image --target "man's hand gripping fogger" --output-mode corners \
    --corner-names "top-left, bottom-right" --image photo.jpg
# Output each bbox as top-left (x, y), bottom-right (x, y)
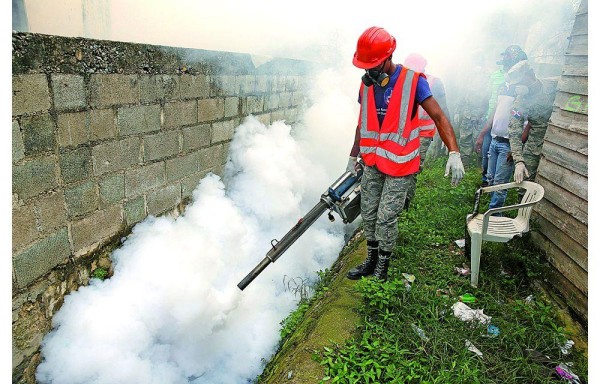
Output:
top-left (444, 151), bottom-right (465, 186)
top-left (346, 156), bottom-right (360, 176)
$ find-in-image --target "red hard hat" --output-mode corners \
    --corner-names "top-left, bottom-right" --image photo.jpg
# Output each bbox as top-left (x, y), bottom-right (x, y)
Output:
top-left (353, 27), bottom-right (396, 69)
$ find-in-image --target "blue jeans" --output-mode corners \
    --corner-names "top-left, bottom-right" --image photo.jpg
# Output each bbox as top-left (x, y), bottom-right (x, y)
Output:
top-left (481, 131), bottom-right (492, 183)
top-left (486, 138), bottom-right (514, 210)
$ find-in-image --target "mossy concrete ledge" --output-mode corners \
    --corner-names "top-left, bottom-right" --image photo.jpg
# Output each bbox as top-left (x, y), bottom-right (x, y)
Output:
top-left (258, 235), bottom-right (367, 383)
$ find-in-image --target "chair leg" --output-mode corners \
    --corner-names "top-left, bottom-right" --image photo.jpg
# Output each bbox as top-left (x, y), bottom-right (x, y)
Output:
top-left (470, 234), bottom-right (483, 288)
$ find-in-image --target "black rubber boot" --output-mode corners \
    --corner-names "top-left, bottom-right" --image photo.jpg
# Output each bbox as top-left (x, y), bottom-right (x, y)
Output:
top-left (347, 240), bottom-right (379, 280)
top-left (373, 250), bottom-right (391, 281)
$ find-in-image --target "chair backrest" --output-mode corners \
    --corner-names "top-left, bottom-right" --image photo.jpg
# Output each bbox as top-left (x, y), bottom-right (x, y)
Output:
top-left (516, 181), bottom-right (545, 224)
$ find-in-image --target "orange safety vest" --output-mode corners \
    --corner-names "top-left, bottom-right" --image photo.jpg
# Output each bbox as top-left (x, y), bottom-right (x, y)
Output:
top-left (416, 75), bottom-right (437, 138)
top-left (358, 67), bottom-right (423, 177)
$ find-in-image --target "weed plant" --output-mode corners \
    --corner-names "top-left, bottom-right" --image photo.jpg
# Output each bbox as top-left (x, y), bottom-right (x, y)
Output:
top-left (316, 159), bottom-right (587, 383)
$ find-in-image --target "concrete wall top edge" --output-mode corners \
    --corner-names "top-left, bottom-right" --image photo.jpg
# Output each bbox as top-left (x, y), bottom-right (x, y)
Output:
top-left (12, 31), bottom-right (322, 76)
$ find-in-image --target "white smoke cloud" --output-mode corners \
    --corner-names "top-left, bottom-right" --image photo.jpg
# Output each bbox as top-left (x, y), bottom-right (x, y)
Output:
top-left (21, 0), bottom-right (579, 382)
top-left (36, 57), bottom-right (363, 382)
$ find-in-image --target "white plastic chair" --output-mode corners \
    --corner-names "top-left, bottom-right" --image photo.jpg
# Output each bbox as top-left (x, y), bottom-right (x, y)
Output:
top-left (466, 181), bottom-right (545, 287)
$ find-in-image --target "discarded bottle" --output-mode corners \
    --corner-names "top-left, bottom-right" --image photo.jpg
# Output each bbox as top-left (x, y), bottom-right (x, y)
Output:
top-left (402, 273), bottom-right (415, 283)
top-left (411, 323), bottom-right (429, 341)
top-left (487, 324), bottom-right (500, 337)
top-left (459, 293), bottom-right (477, 303)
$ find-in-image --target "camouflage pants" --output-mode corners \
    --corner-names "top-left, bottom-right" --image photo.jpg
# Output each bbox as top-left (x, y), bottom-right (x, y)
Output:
top-left (522, 152), bottom-right (542, 180)
top-left (361, 165), bottom-right (416, 253)
top-left (458, 117), bottom-right (482, 166)
top-left (419, 137), bottom-right (433, 169)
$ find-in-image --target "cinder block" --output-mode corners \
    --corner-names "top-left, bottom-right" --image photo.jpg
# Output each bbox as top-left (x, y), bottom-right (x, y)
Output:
top-left (182, 124), bottom-right (211, 152)
top-left (224, 97), bottom-right (239, 118)
top-left (242, 96), bottom-right (264, 115)
top-left (13, 228), bottom-right (70, 288)
top-left (163, 100), bottom-right (197, 129)
top-left (279, 92), bottom-right (293, 108)
top-left (21, 114), bottom-right (56, 156)
top-left (274, 76), bottom-right (287, 93)
top-left (144, 130), bottom-right (180, 162)
top-left (222, 142), bottom-right (231, 163)
top-left (284, 107), bottom-right (299, 125)
top-left (35, 191), bottom-right (67, 235)
top-left (181, 171), bottom-right (206, 200)
top-left (147, 183), bottom-right (181, 216)
top-left (285, 76), bottom-right (299, 92)
top-left (265, 94), bottom-right (279, 110)
top-left (117, 104), bottom-right (161, 136)
top-left (140, 75), bottom-right (179, 103)
top-left (271, 109), bottom-right (286, 122)
top-left (12, 203), bottom-right (38, 253)
top-left (99, 172), bottom-right (125, 205)
top-left (124, 162), bottom-right (165, 197)
top-left (90, 109), bottom-right (116, 141)
top-left (70, 205), bottom-right (122, 253)
top-left (59, 147), bottom-right (92, 184)
top-left (255, 75), bottom-right (272, 94)
top-left (124, 196), bottom-right (146, 226)
top-left (89, 74), bottom-right (138, 107)
top-left (64, 180), bottom-right (99, 219)
top-left (92, 137), bottom-right (141, 176)
top-left (291, 92), bottom-right (306, 107)
top-left (166, 152), bottom-right (198, 183)
top-left (12, 74), bottom-right (51, 116)
top-left (51, 74), bottom-right (85, 110)
top-left (12, 120), bottom-right (25, 163)
top-left (213, 75), bottom-right (237, 96)
top-left (198, 145), bottom-right (224, 172)
top-left (255, 113), bottom-right (271, 126)
top-left (211, 120), bottom-right (235, 143)
top-left (57, 111), bottom-right (90, 148)
top-left (12, 156), bottom-right (58, 200)
top-left (237, 75), bottom-right (256, 95)
top-left (198, 98), bottom-right (224, 122)
top-left (180, 74), bottom-right (210, 99)
top-left (210, 163), bottom-right (225, 178)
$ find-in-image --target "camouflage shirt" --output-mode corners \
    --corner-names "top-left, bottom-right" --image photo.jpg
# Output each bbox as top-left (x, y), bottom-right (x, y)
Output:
top-left (507, 80), bottom-right (554, 164)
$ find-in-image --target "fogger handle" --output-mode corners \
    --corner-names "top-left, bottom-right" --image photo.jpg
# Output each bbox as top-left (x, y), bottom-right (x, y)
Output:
top-left (237, 257), bottom-right (272, 291)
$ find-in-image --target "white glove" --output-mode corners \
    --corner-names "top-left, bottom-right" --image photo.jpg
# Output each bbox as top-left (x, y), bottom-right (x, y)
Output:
top-left (346, 156), bottom-right (358, 176)
top-left (444, 151), bottom-right (464, 186)
top-left (514, 162), bottom-right (529, 183)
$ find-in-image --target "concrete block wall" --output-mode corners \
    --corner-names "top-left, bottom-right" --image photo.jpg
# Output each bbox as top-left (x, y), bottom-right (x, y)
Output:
top-left (12, 32), bottom-right (315, 383)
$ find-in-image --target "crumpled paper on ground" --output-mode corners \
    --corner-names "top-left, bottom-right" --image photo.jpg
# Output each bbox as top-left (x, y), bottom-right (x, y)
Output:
top-left (452, 302), bottom-right (491, 325)
top-left (465, 339), bottom-right (483, 357)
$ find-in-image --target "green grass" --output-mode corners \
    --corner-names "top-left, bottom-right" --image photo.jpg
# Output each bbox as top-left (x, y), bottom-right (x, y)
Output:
top-left (314, 159), bottom-right (587, 384)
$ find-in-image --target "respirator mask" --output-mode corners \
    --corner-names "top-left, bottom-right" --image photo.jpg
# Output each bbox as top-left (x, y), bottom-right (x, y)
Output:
top-left (362, 59), bottom-right (390, 87)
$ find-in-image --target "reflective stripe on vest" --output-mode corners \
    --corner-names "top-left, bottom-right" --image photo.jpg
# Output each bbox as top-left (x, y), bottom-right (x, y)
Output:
top-left (358, 68), bottom-right (421, 176)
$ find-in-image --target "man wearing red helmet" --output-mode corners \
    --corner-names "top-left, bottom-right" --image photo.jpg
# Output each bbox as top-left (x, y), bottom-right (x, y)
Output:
top-left (346, 26), bottom-right (464, 282)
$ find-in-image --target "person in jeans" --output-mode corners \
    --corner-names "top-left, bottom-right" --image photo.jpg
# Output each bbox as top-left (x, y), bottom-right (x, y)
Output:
top-left (483, 46), bottom-right (529, 210)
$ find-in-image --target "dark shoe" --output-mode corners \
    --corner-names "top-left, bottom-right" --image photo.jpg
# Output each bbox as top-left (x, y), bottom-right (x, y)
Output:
top-left (347, 241), bottom-right (378, 280)
top-left (373, 251), bottom-right (391, 281)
